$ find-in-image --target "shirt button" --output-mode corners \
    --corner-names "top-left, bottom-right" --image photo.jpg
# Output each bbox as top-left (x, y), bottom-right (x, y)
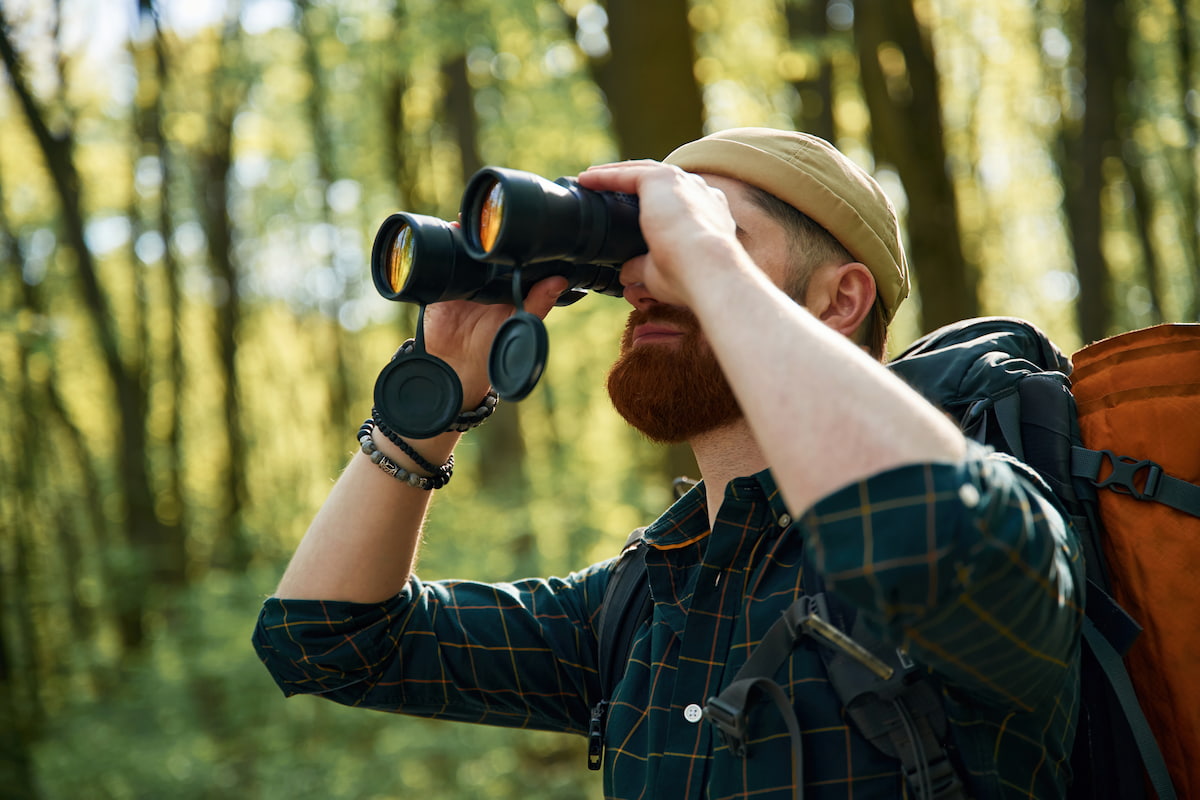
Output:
top-left (959, 483), bottom-right (981, 508)
top-left (777, 513), bottom-right (792, 528)
top-left (683, 703), bottom-right (704, 723)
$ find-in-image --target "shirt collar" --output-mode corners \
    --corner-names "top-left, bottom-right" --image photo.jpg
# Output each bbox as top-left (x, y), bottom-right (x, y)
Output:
top-left (642, 466), bottom-right (794, 549)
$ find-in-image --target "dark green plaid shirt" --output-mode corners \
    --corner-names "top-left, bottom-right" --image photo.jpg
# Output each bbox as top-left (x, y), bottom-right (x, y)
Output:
top-left (254, 447), bottom-right (1082, 799)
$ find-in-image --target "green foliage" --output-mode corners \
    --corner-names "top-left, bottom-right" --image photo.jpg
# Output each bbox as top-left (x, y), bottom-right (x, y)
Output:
top-left (33, 571), bottom-right (601, 800)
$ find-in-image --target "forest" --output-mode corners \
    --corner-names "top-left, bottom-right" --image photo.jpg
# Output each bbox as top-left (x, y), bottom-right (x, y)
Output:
top-left (1, 0), bottom-right (1197, 798)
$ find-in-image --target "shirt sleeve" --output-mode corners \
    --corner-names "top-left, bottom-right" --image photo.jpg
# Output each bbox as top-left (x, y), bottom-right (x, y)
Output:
top-left (800, 444), bottom-right (1083, 712)
top-left (251, 562), bottom-right (613, 736)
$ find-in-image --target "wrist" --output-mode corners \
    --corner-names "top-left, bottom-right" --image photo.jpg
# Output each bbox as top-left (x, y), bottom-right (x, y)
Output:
top-left (358, 419), bottom-right (456, 490)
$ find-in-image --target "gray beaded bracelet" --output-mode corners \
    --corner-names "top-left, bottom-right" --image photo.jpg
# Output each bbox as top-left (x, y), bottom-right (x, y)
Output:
top-left (357, 420), bottom-right (453, 490)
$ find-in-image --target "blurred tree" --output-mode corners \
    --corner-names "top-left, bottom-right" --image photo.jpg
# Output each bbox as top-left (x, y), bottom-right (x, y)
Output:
top-left (784, 0), bottom-right (836, 142)
top-left (1170, 0), bottom-right (1200, 320)
top-left (0, 179), bottom-right (43, 800)
top-left (384, 2), bottom-right (421, 209)
top-left (294, 0), bottom-right (358, 468)
top-left (587, 0), bottom-right (703, 484)
top-left (436, 0), bottom-right (532, 495)
top-left (0, 6), bottom-right (177, 652)
top-left (194, 17), bottom-right (253, 571)
top-left (854, 0), bottom-right (976, 332)
top-left (0, 589), bottom-right (38, 800)
top-left (132, 3), bottom-right (189, 586)
top-left (592, 0), bottom-right (704, 160)
top-left (1057, 0), bottom-right (1124, 342)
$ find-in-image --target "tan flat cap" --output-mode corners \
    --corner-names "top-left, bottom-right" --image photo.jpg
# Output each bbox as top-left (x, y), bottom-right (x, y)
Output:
top-left (663, 127), bottom-right (909, 321)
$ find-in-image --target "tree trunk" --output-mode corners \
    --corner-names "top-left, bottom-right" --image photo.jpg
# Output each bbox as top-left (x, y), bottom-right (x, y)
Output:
top-left (200, 26), bottom-right (252, 571)
top-left (1060, 0), bottom-right (1125, 342)
top-left (590, 0), bottom-right (703, 483)
top-left (0, 190), bottom-right (43, 800)
top-left (1171, 0), bottom-right (1200, 321)
top-left (784, 0), bottom-right (836, 142)
top-left (296, 0), bottom-right (358, 470)
top-left (593, 0), bottom-right (705, 159)
top-left (854, 0), bottom-right (976, 332)
top-left (150, 7), bottom-right (190, 581)
top-left (0, 10), bottom-right (170, 651)
top-left (0, 604), bottom-right (39, 800)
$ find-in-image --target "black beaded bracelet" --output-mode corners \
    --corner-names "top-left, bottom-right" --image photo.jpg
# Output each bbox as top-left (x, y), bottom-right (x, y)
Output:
top-left (357, 419), bottom-right (453, 490)
top-left (371, 408), bottom-right (446, 475)
top-left (389, 339), bottom-right (500, 433)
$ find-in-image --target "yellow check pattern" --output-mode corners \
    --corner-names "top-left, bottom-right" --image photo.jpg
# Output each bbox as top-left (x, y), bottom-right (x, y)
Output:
top-left (254, 445), bottom-right (1082, 799)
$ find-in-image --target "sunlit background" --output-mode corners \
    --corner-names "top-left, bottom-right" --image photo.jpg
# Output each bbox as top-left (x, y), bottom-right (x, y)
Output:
top-left (2, 0), bottom-right (1197, 797)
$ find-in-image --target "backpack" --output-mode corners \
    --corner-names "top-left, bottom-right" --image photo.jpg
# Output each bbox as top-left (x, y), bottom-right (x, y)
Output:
top-left (590, 316), bottom-right (1200, 800)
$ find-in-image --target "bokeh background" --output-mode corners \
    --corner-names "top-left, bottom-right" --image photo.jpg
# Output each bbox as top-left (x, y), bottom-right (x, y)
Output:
top-left (2, 0), bottom-right (1197, 797)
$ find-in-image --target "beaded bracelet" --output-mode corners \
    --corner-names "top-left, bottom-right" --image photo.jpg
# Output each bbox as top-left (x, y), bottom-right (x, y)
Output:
top-left (390, 339), bottom-right (500, 433)
top-left (357, 419), bottom-right (454, 490)
top-left (371, 409), bottom-right (445, 475)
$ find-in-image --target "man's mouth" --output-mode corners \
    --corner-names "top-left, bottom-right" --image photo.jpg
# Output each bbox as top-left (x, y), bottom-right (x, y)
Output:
top-left (631, 323), bottom-right (684, 346)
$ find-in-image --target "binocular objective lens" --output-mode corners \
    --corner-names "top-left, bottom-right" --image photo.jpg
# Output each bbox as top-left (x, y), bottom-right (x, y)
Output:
top-left (479, 180), bottom-right (505, 254)
top-left (387, 224), bottom-right (415, 293)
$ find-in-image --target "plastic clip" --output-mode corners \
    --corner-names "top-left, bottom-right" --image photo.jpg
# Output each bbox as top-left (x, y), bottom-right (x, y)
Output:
top-left (703, 695), bottom-right (749, 758)
top-left (1093, 450), bottom-right (1164, 500)
top-left (587, 701), bottom-right (607, 770)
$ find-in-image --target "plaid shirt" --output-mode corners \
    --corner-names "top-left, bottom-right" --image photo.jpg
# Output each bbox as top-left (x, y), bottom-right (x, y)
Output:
top-left (254, 447), bottom-right (1082, 799)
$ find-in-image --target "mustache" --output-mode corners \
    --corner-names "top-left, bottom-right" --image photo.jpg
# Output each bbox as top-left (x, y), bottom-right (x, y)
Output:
top-left (623, 304), bottom-right (702, 334)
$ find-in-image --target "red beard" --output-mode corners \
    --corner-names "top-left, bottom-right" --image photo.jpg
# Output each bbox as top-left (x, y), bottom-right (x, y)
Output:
top-left (606, 305), bottom-right (743, 443)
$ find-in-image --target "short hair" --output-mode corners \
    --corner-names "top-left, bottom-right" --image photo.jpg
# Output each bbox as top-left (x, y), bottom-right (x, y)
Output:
top-left (744, 185), bottom-right (890, 361)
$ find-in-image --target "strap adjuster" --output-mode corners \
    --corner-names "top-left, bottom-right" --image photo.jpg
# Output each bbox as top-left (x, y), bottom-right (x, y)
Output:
top-left (587, 701), bottom-right (607, 770)
top-left (703, 695), bottom-right (749, 758)
top-left (1092, 450), bottom-right (1164, 500)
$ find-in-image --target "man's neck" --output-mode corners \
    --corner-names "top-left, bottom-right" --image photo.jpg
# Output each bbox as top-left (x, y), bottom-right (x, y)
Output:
top-left (688, 417), bottom-right (770, 529)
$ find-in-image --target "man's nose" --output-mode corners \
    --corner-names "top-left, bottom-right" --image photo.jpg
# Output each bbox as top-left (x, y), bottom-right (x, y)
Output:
top-left (622, 281), bottom-right (658, 309)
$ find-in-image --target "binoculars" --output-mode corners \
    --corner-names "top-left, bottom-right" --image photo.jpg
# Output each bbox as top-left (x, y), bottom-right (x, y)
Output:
top-left (370, 167), bottom-right (646, 437)
top-left (371, 166), bottom-right (646, 307)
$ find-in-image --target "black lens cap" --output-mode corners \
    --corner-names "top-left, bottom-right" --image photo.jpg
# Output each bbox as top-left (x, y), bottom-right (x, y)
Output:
top-left (373, 350), bottom-right (464, 439)
top-left (488, 311), bottom-right (548, 401)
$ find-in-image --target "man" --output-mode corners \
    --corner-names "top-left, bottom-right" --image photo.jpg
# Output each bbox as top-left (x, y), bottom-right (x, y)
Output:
top-left (254, 128), bottom-right (1083, 798)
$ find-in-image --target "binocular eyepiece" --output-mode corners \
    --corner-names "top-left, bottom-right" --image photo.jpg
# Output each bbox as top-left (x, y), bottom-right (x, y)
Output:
top-left (371, 167), bottom-right (646, 307)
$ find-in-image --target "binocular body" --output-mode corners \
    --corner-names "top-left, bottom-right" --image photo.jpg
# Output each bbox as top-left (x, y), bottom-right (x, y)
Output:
top-left (371, 167), bottom-right (647, 307)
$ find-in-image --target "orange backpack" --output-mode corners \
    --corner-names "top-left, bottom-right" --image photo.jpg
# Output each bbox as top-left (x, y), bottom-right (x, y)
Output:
top-left (1071, 323), bottom-right (1200, 800)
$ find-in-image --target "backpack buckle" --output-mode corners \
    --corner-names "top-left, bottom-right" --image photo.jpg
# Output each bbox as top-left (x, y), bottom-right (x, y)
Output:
top-left (703, 695), bottom-right (749, 758)
top-left (587, 701), bottom-right (607, 770)
top-left (1093, 450), bottom-right (1164, 500)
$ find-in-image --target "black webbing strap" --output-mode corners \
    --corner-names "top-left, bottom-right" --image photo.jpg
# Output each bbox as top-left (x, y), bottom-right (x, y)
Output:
top-left (589, 527), bottom-right (651, 770)
top-left (991, 391), bottom-right (1026, 461)
top-left (1081, 617), bottom-right (1179, 800)
top-left (704, 594), bottom-right (966, 800)
top-left (704, 597), bottom-right (814, 800)
top-left (1071, 446), bottom-right (1200, 518)
top-left (597, 528), bottom-right (651, 700)
top-left (818, 609), bottom-right (966, 800)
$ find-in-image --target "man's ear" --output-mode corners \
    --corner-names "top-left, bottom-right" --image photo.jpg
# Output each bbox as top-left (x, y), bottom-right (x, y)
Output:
top-left (803, 261), bottom-right (877, 339)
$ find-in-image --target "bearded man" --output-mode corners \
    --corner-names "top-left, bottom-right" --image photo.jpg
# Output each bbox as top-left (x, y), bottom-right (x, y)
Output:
top-left (254, 129), bottom-right (1082, 799)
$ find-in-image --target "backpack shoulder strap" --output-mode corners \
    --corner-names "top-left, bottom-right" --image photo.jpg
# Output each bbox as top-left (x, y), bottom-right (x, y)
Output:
top-left (597, 527), bottom-right (652, 699)
top-left (588, 526), bottom-right (652, 770)
top-left (703, 590), bottom-right (967, 800)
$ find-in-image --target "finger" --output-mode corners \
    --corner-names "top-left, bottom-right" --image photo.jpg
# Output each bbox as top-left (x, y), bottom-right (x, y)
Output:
top-left (525, 276), bottom-right (570, 319)
top-left (577, 161), bottom-right (676, 193)
top-left (582, 158), bottom-right (662, 172)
